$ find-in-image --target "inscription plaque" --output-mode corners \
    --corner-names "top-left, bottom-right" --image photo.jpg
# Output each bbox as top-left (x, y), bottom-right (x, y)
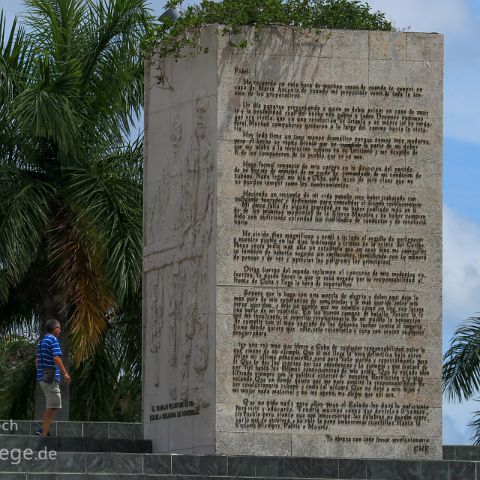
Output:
top-left (144, 26), bottom-right (443, 459)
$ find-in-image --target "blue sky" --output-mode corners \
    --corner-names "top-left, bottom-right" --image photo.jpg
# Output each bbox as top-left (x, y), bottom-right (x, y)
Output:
top-left (2, 0), bottom-right (480, 444)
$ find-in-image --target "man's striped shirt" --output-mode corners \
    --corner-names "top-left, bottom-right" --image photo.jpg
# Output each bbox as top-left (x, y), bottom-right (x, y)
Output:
top-left (36, 334), bottom-right (62, 382)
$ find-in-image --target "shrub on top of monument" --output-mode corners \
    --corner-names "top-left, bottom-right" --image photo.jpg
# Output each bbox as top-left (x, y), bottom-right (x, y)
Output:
top-left (142, 0), bottom-right (393, 63)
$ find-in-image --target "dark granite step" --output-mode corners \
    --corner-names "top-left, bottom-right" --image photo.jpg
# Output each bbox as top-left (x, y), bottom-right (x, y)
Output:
top-left (0, 435), bottom-right (152, 453)
top-left (0, 452), bottom-right (479, 480)
top-left (444, 445), bottom-right (480, 461)
top-left (0, 421), bottom-right (142, 440)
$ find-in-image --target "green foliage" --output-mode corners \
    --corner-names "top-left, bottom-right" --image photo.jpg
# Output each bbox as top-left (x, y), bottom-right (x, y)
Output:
top-left (0, 337), bottom-right (36, 419)
top-left (142, 0), bottom-right (393, 60)
top-left (0, 0), bottom-right (150, 420)
top-left (443, 316), bottom-right (480, 443)
top-left (70, 289), bottom-right (142, 421)
top-left (466, 408), bottom-right (480, 446)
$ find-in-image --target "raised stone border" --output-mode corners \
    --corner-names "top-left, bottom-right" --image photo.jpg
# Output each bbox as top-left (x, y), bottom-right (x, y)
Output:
top-left (0, 421), bottom-right (143, 439)
top-left (1, 450), bottom-right (480, 479)
top-left (0, 435), bottom-right (151, 453)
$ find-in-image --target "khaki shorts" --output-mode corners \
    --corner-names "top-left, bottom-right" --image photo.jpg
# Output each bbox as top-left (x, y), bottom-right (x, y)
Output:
top-left (40, 381), bottom-right (62, 409)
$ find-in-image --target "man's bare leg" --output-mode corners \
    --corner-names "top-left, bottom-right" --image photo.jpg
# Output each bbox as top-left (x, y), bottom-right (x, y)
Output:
top-left (42, 408), bottom-right (57, 436)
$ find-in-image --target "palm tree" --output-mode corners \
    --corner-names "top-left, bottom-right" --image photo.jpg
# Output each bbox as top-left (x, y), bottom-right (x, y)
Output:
top-left (0, 0), bottom-right (151, 419)
top-left (443, 316), bottom-right (480, 444)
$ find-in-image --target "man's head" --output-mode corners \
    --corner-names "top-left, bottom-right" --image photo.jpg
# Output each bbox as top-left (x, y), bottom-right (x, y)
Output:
top-left (45, 319), bottom-right (61, 338)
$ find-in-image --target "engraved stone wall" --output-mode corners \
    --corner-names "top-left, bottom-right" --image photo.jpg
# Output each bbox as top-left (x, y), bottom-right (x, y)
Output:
top-left (144, 26), bottom-right (443, 459)
top-left (143, 25), bottom-right (218, 454)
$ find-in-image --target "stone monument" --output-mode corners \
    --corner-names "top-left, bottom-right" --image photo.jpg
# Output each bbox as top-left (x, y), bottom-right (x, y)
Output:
top-left (143, 26), bottom-right (443, 459)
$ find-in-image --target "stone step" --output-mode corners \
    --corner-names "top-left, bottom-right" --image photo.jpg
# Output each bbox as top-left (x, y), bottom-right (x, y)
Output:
top-left (0, 452), bottom-right (479, 479)
top-left (0, 435), bottom-right (152, 453)
top-left (2, 431), bottom-right (479, 461)
top-left (444, 445), bottom-right (480, 461)
top-left (0, 421), bottom-right (142, 440)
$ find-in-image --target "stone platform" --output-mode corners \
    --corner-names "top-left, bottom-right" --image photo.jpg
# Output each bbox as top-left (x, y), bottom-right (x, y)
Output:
top-left (0, 452), bottom-right (480, 480)
top-left (0, 420), bottom-right (478, 480)
top-left (0, 450), bottom-right (479, 479)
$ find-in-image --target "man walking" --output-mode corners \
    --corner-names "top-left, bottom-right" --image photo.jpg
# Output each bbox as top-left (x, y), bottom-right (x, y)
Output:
top-left (35, 319), bottom-right (71, 436)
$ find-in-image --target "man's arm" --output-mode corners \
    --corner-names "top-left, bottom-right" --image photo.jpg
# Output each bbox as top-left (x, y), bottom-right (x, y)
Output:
top-left (53, 356), bottom-right (71, 384)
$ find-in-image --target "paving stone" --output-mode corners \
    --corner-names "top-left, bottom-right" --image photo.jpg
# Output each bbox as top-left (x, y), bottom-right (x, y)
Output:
top-left (108, 424), bottom-right (135, 440)
top-left (85, 453), bottom-right (142, 474)
top-left (56, 423), bottom-right (83, 438)
top-left (450, 460), bottom-right (475, 480)
top-left (366, 460), bottom-right (394, 479)
top-left (143, 455), bottom-right (171, 474)
top-left (255, 457), bottom-right (284, 477)
top-left (310, 458), bottom-right (339, 478)
top-left (442, 446), bottom-right (455, 460)
top-left (172, 455), bottom-right (200, 475)
top-left (283, 457), bottom-right (312, 477)
top-left (199, 455), bottom-right (227, 475)
top-left (82, 424), bottom-right (108, 440)
top-left (392, 460), bottom-right (422, 480)
top-left (454, 446), bottom-right (480, 461)
top-left (228, 456), bottom-right (256, 476)
top-left (423, 460), bottom-right (448, 480)
top-left (339, 459), bottom-right (367, 479)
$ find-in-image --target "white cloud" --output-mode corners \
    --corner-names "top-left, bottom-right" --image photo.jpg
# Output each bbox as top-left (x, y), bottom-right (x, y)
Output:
top-left (443, 412), bottom-right (469, 444)
top-left (369, 0), bottom-right (470, 36)
top-left (443, 404), bottom-right (477, 444)
top-left (369, 0), bottom-right (480, 144)
top-left (443, 206), bottom-right (480, 325)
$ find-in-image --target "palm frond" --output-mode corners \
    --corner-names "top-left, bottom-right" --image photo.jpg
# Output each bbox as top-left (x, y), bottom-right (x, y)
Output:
top-left (12, 69), bottom-right (82, 157)
top-left (24, 0), bottom-right (87, 58)
top-left (62, 141), bottom-right (143, 304)
top-left (0, 12), bottom-right (33, 101)
top-left (70, 330), bottom-right (119, 420)
top-left (443, 316), bottom-right (480, 402)
top-left (467, 405), bottom-right (480, 445)
top-left (48, 212), bottom-right (115, 365)
top-left (80, 0), bottom-right (150, 137)
top-left (110, 286), bottom-right (142, 376)
top-left (70, 309), bottom-right (141, 421)
top-left (0, 166), bottom-right (55, 303)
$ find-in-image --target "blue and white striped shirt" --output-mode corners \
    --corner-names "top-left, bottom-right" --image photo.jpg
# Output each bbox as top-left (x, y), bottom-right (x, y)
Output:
top-left (36, 334), bottom-right (62, 382)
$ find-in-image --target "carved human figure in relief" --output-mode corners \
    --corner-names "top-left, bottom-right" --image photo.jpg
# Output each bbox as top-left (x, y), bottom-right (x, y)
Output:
top-left (162, 116), bottom-right (184, 238)
top-left (166, 262), bottom-right (182, 399)
top-left (148, 270), bottom-right (163, 388)
top-left (148, 116), bottom-right (185, 250)
top-left (180, 258), bottom-right (199, 402)
top-left (182, 94), bottom-right (214, 246)
top-left (191, 95), bottom-right (214, 248)
top-left (170, 94), bottom-right (212, 407)
top-left (180, 126), bottom-right (197, 243)
top-left (148, 270), bottom-right (162, 354)
top-left (173, 256), bottom-right (209, 408)
top-left (193, 253), bottom-right (209, 408)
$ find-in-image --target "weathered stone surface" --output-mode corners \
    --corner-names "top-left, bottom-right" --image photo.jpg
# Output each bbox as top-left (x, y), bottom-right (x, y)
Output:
top-left (144, 26), bottom-right (443, 459)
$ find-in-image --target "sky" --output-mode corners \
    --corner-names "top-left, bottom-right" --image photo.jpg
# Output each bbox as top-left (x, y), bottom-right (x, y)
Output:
top-left (1, 0), bottom-right (480, 444)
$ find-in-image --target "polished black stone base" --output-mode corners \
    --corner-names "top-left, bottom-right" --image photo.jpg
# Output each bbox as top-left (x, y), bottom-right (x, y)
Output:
top-left (1, 421), bottom-right (479, 480)
top-left (0, 447), bottom-right (478, 479)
